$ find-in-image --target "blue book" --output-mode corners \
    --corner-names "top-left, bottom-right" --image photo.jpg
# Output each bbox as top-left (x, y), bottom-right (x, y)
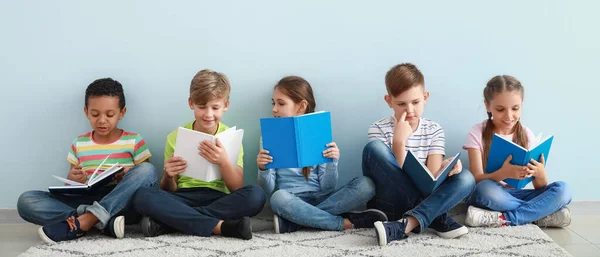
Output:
top-left (485, 133), bottom-right (554, 189)
top-left (260, 111), bottom-right (333, 169)
top-left (402, 150), bottom-right (461, 195)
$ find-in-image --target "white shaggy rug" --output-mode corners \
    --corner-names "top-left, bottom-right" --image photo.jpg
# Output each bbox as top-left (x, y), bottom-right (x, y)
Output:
top-left (19, 214), bottom-right (572, 257)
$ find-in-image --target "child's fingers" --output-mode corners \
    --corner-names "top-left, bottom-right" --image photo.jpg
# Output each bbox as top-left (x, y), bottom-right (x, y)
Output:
top-left (260, 149), bottom-right (270, 154)
top-left (530, 159), bottom-right (540, 166)
top-left (326, 142), bottom-right (337, 148)
top-left (399, 112), bottom-right (407, 122)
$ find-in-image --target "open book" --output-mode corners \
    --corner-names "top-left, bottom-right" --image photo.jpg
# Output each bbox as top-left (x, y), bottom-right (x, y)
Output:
top-left (49, 156), bottom-right (124, 194)
top-left (174, 126), bottom-right (244, 181)
top-left (259, 111), bottom-right (333, 169)
top-left (402, 150), bottom-right (461, 195)
top-left (485, 133), bottom-right (554, 189)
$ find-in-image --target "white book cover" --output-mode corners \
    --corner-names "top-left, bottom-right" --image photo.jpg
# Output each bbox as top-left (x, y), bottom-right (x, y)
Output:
top-left (174, 126), bottom-right (244, 181)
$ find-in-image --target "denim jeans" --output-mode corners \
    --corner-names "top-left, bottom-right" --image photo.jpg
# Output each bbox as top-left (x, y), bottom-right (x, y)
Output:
top-left (132, 184), bottom-right (266, 237)
top-left (466, 179), bottom-right (572, 225)
top-left (269, 176), bottom-right (376, 231)
top-left (362, 140), bottom-right (475, 232)
top-left (17, 162), bottom-right (157, 229)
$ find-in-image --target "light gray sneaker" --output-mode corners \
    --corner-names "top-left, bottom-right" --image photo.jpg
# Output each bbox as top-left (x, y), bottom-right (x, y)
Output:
top-left (535, 207), bottom-right (571, 228)
top-left (465, 206), bottom-right (507, 227)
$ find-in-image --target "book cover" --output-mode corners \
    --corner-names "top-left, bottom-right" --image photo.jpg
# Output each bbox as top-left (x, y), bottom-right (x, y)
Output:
top-left (260, 111), bottom-right (333, 169)
top-left (485, 133), bottom-right (554, 189)
top-left (402, 150), bottom-right (461, 195)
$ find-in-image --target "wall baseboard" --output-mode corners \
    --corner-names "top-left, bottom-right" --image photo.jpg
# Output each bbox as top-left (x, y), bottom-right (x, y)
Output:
top-left (1, 200), bottom-right (598, 224)
top-left (0, 209), bottom-right (23, 224)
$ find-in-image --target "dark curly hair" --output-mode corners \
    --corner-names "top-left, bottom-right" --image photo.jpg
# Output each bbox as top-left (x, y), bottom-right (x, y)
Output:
top-left (85, 78), bottom-right (126, 110)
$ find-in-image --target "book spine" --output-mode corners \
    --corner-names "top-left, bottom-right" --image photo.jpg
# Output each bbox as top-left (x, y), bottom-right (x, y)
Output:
top-left (294, 117), bottom-right (301, 167)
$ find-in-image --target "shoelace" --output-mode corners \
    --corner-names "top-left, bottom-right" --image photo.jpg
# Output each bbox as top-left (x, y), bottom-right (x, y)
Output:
top-left (481, 212), bottom-right (505, 227)
top-left (385, 220), bottom-right (408, 241)
top-left (66, 216), bottom-right (78, 232)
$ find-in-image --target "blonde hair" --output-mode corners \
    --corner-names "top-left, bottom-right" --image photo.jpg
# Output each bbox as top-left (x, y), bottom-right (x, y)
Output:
top-left (189, 69), bottom-right (231, 105)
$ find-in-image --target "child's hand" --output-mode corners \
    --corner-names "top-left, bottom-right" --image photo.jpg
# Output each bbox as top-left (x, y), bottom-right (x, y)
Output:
top-left (392, 112), bottom-right (413, 145)
top-left (113, 166), bottom-right (131, 183)
top-left (526, 154), bottom-right (546, 179)
top-left (164, 155), bottom-right (187, 178)
top-left (322, 142), bottom-right (340, 160)
top-left (447, 159), bottom-right (463, 177)
top-left (67, 164), bottom-right (86, 184)
top-left (500, 155), bottom-right (529, 179)
top-left (199, 138), bottom-right (229, 166)
top-left (257, 149), bottom-right (273, 171)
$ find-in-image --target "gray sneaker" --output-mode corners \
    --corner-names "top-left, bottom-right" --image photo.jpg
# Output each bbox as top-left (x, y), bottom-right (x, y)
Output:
top-left (535, 207), bottom-right (571, 228)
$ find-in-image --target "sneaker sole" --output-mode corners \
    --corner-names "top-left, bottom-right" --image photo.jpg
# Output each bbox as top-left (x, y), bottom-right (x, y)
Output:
top-left (38, 227), bottom-right (56, 244)
top-left (374, 221), bottom-right (387, 246)
top-left (273, 214), bottom-right (280, 234)
top-left (432, 225), bottom-right (469, 239)
top-left (113, 216), bottom-right (125, 239)
top-left (348, 209), bottom-right (389, 222)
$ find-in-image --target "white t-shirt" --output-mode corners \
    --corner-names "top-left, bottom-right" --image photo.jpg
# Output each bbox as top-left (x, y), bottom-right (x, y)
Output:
top-left (368, 116), bottom-right (445, 163)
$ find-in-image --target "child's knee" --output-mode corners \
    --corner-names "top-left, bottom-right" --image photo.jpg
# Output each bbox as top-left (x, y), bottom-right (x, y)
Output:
top-left (362, 141), bottom-right (388, 159)
top-left (244, 185), bottom-right (266, 211)
top-left (455, 170), bottom-right (476, 192)
top-left (128, 162), bottom-right (158, 184)
top-left (473, 180), bottom-right (502, 200)
top-left (551, 181), bottom-right (572, 206)
top-left (351, 176), bottom-right (376, 199)
top-left (269, 190), bottom-right (294, 211)
top-left (17, 191), bottom-right (38, 213)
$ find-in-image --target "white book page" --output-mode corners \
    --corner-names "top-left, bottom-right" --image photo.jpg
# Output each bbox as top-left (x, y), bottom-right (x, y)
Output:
top-left (89, 163), bottom-right (121, 186)
top-left (216, 128), bottom-right (244, 181)
top-left (88, 155), bottom-right (111, 184)
top-left (52, 175), bottom-right (85, 186)
top-left (529, 132), bottom-right (553, 150)
top-left (175, 127), bottom-right (217, 181)
top-left (437, 153), bottom-right (460, 179)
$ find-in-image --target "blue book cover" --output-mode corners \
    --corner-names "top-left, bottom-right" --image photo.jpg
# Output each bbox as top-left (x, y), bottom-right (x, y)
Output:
top-left (260, 111), bottom-right (333, 169)
top-left (485, 134), bottom-right (554, 189)
top-left (402, 150), bottom-right (461, 195)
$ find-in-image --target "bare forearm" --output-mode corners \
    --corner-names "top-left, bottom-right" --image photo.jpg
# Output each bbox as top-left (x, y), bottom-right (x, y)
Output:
top-left (220, 161), bottom-right (243, 191)
top-left (532, 175), bottom-right (548, 189)
top-left (392, 142), bottom-right (406, 167)
top-left (473, 169), bottom-right (505, 183)
top-left (160, 174), bottom-right (178, 192)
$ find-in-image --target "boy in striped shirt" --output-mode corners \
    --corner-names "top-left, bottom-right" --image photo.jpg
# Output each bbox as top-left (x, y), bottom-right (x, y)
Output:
top-left (362, 63), bottom-right (476, 246)
top-left (17, 78), bottom-right (157, 244)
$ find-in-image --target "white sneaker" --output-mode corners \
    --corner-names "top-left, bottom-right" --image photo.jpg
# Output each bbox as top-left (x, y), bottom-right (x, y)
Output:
top-left (465, 206), bottom-right (506, 227)
top-left (535, 207), bottom-right (571, 228)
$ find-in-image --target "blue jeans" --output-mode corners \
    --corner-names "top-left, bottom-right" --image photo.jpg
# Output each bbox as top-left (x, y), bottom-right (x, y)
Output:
top-left (132, 184), bottom-right (266, 237)
top-left (269, 176), bottom-right (376, 231)
top-left (17, 162), bottom-right (157, 229)
top-left (362, 140), bottom-right (476, 233)
top-left (466, 179), bottom-right (572, 225)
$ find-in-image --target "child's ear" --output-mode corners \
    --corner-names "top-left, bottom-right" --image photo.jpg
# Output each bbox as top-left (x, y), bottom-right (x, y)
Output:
top-left (83, 106), bottom-right (88, 116)
top-left (224, 100), bottom-right (230, 111)
top-left (484, 100), bottom-right (491, 112)
top-left (423, 91), bottom-right (430, 102)
top-left (188, 98), bottom-right (194, 109)
top-left (119, 107), bottom-right (127, 120)
top-left (297, 100), bottom-right (308, 114)
top-left (384, 95), bottom-right (393, 108)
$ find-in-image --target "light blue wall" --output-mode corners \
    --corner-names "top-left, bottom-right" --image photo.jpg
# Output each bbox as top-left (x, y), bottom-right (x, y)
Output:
top-left (1, 1), bottom-right (598, 208)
